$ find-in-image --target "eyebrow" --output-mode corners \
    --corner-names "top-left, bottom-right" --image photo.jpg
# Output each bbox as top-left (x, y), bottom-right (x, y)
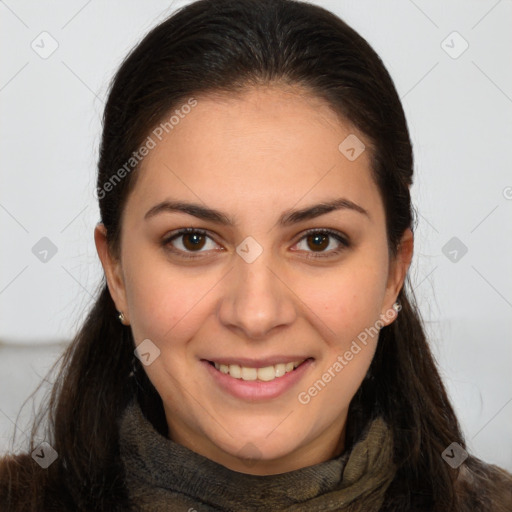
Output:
top-left (144, 197), bottom-right (370, 226)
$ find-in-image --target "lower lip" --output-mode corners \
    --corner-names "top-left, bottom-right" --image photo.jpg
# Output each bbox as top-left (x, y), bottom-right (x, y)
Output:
top-left (202, 359), bottom-right (314, 401)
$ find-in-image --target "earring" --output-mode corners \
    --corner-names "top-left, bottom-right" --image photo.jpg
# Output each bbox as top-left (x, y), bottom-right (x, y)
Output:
top-left (392, 300), bottom-right (402, 312)
top-left (118, 311), bottom-right (126, 324)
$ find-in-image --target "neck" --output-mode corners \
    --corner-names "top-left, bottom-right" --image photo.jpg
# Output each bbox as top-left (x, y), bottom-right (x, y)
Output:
top-left (165, 408), bottom-right (348, 475)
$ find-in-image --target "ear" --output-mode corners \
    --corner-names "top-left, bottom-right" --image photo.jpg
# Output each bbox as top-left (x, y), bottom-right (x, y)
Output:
top-left (380, 228), bottom-right (414, 326)
top-left (94, 223), bottom-right (130, 324)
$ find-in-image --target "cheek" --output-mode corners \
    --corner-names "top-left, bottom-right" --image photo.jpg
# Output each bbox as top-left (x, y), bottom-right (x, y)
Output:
top-left (297, 258), bottom-right (389, 345)
top-left (122, 250), bottom-right (207, 343)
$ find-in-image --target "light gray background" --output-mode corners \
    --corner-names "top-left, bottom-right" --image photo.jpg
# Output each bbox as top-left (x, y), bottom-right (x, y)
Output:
top-left (1, 1), bottom-right (511, 470)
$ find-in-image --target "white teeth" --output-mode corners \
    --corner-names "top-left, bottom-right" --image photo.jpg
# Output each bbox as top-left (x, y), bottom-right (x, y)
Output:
top-left (257, 366), bottom-right (276, 382)
top-left (241, 367), bottom-right (258, 381)
top-left (213, 360), bottom-right (305, 381)
top-left (274, 363), bottom-right (286, 378)
top-left (229, 364), bottom-right (241, 379)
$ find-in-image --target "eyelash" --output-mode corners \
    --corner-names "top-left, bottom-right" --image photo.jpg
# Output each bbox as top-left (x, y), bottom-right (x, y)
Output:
top-left (162, 227), bottom-right (350, 260)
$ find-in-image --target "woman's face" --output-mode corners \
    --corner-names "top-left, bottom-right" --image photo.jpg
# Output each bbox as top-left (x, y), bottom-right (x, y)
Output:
top-left (95, 84), bottom-right (412, 475)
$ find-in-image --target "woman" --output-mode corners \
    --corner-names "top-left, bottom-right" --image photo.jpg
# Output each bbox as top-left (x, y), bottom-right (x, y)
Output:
top-left (1, 0), bottom-right (511, 510)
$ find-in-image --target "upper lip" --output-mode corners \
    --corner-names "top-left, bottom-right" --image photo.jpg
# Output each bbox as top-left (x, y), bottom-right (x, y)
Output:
top-left (203, 356), bottom-right (312, 367)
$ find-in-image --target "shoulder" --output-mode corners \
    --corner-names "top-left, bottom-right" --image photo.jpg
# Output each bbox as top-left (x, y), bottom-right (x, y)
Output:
top-left (455, 455), bottom-right (512, 511)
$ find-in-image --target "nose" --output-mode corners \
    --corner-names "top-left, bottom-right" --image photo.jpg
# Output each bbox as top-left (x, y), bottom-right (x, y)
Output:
top-left (217, 246), bottom-right (297, 340)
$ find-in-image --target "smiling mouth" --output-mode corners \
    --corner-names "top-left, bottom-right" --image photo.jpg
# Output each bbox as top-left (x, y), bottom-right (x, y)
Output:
top-left (207, 358), bottom-right (312, 382)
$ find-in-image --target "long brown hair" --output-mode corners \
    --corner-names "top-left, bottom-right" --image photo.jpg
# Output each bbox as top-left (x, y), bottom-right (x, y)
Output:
top-left (1, 0), bottom-right (469, 509)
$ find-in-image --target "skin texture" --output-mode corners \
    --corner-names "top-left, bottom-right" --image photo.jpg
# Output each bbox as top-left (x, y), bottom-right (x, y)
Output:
top-left (95, 84), bottom-right (413, 475)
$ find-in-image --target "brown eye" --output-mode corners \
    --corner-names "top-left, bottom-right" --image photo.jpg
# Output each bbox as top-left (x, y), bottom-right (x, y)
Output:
top-left (294, 229), bottom-right (349, 259)
top-left (182, 232), bottom-right (207, 251)
top-left (163, 228), bottom-right (220, 259)
top-left (306, 233), bottom-right (330, 252)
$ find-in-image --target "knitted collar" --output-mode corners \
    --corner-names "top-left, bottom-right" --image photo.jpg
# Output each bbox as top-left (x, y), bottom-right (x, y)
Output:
top-left (118, 398), bottom-right (396, 511)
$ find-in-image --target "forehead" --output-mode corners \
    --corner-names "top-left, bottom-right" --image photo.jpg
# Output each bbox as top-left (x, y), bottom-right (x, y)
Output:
top-left (127, 85), bottom-right (383, 222)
